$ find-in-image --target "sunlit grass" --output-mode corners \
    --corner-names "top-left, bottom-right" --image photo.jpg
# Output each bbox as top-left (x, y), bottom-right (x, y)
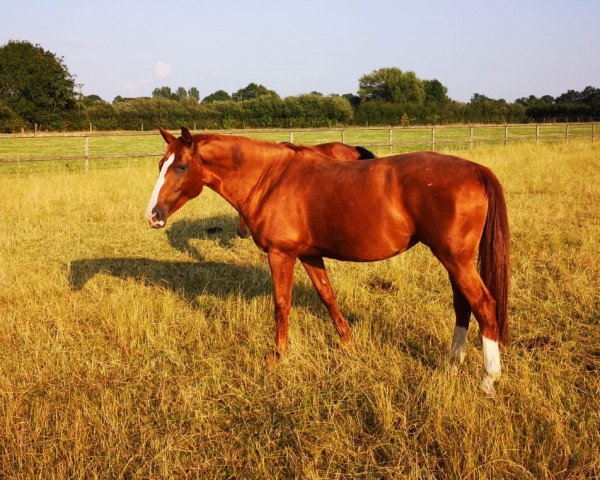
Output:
top-left (0, 141), bottom-right (598, 478)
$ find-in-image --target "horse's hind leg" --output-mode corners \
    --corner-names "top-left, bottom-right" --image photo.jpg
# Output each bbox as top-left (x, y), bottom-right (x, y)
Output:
top-left (435, 252), bottom-right (501, 395)
top-left (300, 256), bottom-right (352, 347)
top-left (449, 278), bottom-right (471, 365)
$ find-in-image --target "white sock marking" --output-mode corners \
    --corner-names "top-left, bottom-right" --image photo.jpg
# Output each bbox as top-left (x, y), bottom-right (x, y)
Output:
top-left (145, 154), bottom-right (174, 223)
top-left (482, 336), bottom-right (501, 377)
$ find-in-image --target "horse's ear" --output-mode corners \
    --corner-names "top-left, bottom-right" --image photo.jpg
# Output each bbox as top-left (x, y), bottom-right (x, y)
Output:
top-left (181, 126), bottom-right (193, 147)
top-left (158, 126), bottom-right (176, 144)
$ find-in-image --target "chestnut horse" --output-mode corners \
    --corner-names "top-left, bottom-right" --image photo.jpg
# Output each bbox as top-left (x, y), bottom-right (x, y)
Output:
top-left (236, 141), bottom-right (376, 238)
top-left (145, 127), bottom-right (509, 395)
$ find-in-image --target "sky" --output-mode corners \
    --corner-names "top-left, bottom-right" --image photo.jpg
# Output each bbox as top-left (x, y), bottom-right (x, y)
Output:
top-left (1, 0), bottom-right (598, 103)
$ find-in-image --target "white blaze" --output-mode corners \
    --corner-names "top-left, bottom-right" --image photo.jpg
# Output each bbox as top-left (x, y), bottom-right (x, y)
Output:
top-left (145, 154), bottom-right (174, 225)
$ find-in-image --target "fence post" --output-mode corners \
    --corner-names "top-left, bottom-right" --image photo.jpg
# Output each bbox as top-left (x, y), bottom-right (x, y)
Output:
top-left (388, 127), bottom-right (393, 153)
top-left (431, 126), bottom-right (435, 151)
top-left (469, 125), bottom-right (474, 148)
top-left (84, 134), bottom-right (90, 172)
top-left (536, 124), bottom-right (540, 145)
top-left (565, 123), bottom-right (569, 143)
top-left (341, 128), bottom-right (345, 144)
top-left (504, 125), bottom-right (508, 146)
top-left (289, 130), bottom-right (294, 143)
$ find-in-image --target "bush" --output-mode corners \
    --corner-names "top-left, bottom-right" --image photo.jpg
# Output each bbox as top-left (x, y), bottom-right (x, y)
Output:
top-left (0, 101), bottom-right (25, 132)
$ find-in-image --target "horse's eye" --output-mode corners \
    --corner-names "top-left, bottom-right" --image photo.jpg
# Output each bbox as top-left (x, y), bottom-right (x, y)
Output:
top-left (175, 164), bottom-right (187, 173)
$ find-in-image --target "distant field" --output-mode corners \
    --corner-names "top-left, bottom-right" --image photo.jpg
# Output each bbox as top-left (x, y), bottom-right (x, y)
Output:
top-left (0, 123), bottom-right (597, 174)
top-left (0, 141), bottom-right (598, 478)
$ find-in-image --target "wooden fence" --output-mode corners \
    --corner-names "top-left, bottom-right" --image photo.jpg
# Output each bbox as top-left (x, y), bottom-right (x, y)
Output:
top-left (0, 123), bottom-right (597, 169)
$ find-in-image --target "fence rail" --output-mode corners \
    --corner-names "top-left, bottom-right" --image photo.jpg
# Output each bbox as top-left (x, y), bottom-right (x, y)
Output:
top-left (0, 123), bottom-right (597, 169)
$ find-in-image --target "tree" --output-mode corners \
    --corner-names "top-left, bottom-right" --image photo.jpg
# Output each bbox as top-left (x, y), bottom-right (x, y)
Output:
top-left (342, 93), bottom-right (360, 109)
top-left (358, 67), bottom-right (425, 105)
top-left (0, 40), bottom-right (78, 128)
top-left (424, 79), bottom-right (449, 104)
top-left (188, 87), bottom-right (200, 102)
top-left (202, 90), bottom-right (231, 103)
top-left (0, 100), bottom-right (24, 132)
top-left (152, 86), bottom-right (175, 100)
top-left (470, 93), bottom-right (491, 103)
top-left (174, 87), bottom-right (188, 101)
top-left (81, 94), bottom-right (106, 106)
top-left (540, 95), bottom-right (555, 104)
top-left (232, 83), bottom-right (279, 101)
top-left (579, 86), bottom-right (600, 106)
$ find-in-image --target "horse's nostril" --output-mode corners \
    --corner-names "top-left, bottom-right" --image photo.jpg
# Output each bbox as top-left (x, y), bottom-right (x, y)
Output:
top-left (237, 228), bottom-right (251, 239)
top-left (152, 207), bottom-right (163, 222)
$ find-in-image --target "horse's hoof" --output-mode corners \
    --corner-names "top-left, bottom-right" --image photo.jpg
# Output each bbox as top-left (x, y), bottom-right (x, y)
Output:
top-left (449, 351), bottom-right (466, 366)
top-left (479, 376), bottom-right (497, 397)
top-left (264, 350), bottom-right (281, 369)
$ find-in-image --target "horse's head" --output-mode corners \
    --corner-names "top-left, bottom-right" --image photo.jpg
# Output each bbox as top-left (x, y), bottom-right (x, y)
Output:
top-left (145, 126), bottom-right (204, 228)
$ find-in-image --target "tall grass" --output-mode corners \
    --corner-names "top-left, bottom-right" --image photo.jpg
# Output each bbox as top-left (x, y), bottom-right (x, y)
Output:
top-left (0, 141), bottom-right (598, 478)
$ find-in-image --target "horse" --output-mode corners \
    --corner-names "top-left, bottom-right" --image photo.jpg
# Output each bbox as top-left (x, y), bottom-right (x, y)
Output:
top-left (145, 127), bottom-right (510, 395)
top-left (236, 141), bottom-right (376, 238)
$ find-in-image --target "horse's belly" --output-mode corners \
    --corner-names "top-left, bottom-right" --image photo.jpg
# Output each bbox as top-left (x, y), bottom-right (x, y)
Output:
top-left (310, 219), bottom-right (414, 261)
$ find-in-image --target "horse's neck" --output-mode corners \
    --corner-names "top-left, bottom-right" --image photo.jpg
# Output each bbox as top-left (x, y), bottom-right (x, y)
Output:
top-left (200, 139), bottom-right (288, 212)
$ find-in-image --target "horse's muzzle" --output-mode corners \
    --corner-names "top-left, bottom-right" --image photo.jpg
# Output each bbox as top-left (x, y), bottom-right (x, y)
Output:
top-left (237, 226), bottom-right (251, 239)
top-left (147, 206), bottom-right (167, 229)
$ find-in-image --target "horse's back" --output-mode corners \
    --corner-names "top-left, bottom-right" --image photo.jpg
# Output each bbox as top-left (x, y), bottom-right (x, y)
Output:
top-left (252, 150), bottom-right (491, 260)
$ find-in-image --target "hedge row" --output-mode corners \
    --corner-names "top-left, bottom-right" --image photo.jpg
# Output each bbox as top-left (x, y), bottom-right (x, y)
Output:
top-left (0, 94), bottom-right (354, 132)
top-left (4, 94), bottom-right (597, 133)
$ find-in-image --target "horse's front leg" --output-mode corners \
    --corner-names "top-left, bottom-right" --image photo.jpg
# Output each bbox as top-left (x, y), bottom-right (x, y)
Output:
top-left (266, 250), bottom-right (297, 363)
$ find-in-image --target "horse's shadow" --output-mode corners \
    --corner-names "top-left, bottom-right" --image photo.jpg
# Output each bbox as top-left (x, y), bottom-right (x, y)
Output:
top-left (67, 256), bottom-right (363, 332)
top-left (68, 215), bottom-right (367, 334)
top-left (68, 257), bottom-right (275, 304)
top-left (166, 216), bottom-right (241, 260)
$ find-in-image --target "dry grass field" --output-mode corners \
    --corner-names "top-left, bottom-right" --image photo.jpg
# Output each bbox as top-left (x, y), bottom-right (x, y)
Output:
top-left (0, 139), bottom-right (599, 478)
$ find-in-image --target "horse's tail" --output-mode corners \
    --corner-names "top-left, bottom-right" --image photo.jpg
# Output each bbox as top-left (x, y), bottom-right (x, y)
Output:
top-left (478, 167), bottom-right (510, 347)
top-left (354, 146), bottom-right (377, 159)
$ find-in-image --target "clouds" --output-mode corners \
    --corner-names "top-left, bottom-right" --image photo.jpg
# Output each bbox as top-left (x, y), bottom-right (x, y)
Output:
top-left (154, 61), bottom-right (172, 79)
top-left (125, 80), bottom-right (147, 92)
top-left (124, 61), bottom-right (173, 93)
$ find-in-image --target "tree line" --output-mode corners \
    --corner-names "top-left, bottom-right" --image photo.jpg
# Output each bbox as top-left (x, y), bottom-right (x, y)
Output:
top-left (1, 40), bottom-right (599, 133)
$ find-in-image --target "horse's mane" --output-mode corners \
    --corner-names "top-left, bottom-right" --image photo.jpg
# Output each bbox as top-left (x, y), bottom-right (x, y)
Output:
top-left (279, 141), bottom-right (308, 153)
top-left (355, 146), bottom-right (377, 159)
top-left (196, 133), bottom-right (293, 152)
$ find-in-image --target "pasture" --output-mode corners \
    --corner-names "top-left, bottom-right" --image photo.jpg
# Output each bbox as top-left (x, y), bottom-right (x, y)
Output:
top-left (0, 138), bottom-right (598, 478)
